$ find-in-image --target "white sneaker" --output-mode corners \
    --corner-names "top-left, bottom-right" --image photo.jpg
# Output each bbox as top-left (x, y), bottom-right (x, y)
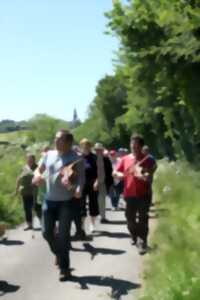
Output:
top-left (89, 223), bottom-right (95, 233)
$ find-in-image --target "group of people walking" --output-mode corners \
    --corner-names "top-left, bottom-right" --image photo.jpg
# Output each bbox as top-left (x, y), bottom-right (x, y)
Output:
top-left (16, 129), bottom-right (157, 281)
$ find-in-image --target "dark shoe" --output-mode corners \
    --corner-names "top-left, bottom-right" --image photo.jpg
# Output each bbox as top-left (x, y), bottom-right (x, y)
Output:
top-left (59, 269), bottom-right (71, 282)
top-left (131, 236), bottom-right (137, 246)
top-left (24, 226), bottom-right (33, 231)
top-left (100, 218), bottom-right (109, 224)
top-left (73, 230), bottom-right (87, 241)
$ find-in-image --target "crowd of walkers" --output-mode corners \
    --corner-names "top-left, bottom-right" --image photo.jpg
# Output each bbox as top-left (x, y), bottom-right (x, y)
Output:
top-left (16, 129), bottom-right (157, 281)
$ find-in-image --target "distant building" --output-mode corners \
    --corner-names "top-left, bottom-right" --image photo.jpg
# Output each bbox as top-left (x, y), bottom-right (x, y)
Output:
top-left (69, 108), bottom-right (81, 129)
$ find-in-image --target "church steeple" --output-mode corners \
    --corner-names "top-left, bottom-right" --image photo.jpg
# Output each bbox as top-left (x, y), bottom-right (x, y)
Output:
top-left (69, 108), bottom-right (81, 129)
top-left (73, 108), bottom-right (78, 122)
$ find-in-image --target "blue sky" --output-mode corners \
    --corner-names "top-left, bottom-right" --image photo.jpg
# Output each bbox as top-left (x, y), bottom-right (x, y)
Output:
top-left (0, 0), bottom-right (119, 122)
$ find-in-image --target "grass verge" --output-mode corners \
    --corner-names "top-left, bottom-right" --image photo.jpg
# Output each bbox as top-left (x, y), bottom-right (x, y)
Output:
top-left (139, 159), bottom-right (200, 300)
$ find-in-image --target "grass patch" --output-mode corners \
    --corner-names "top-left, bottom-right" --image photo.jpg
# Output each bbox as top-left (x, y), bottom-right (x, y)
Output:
top-left (0, 130), bottom-right (28, 142)
top-left (0, 146), bottom-right (25, 226)
top-left (0, 137), bottom-right (48, 226)
top-left (139, 159), bottom-right (200, 300)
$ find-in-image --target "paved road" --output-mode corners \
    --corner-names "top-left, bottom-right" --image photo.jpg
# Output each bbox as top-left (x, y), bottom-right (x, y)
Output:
top-left (0, 205), bottom-right (144, 300)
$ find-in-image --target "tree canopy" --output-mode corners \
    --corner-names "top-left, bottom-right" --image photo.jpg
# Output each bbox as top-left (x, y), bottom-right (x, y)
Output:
top-left (27, 114), bottom-right (69, 144)
top-left (75, 0), bottom-right (200, 161)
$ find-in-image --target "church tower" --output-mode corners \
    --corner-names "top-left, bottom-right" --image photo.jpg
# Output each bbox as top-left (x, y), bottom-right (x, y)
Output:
top-left (73, 108), bottom-right (78, 123)
top-left (70, 108), bottom-right (81, 129)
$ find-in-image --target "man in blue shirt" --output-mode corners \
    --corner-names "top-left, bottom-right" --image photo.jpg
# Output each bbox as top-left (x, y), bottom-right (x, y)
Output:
top-left (33, 129), bottom-right (85, 281)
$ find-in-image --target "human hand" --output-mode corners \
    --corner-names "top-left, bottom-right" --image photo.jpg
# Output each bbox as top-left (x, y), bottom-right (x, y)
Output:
top-left (93, 180), bottom-right (99, 191)
top-left (32, 175), bottom-right (44, 186)
top-left (74, 187), bottom-right (82, 199)
top-left (113, 171), bottom-right (124, 180)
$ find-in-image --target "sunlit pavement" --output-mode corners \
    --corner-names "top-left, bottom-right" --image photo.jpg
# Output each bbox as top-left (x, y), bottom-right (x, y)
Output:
top-left (0, 200), bottom-right (144, 300)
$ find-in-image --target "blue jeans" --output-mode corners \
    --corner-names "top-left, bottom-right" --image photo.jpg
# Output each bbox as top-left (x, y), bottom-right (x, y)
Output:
top-left (42, 199), bottom-right (80, 271)
top-left (109, 182), bottom-right (122, 208)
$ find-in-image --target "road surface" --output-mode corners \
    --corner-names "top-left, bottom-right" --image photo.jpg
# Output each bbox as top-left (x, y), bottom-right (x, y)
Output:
top-left (0, 204), bottom-right (146, 300)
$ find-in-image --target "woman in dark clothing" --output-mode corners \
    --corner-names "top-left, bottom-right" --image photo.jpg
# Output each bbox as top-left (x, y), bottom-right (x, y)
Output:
top-left (80, 138), bottom-right (99, 232)
top-left (94, 143), bottom-right (113, 223)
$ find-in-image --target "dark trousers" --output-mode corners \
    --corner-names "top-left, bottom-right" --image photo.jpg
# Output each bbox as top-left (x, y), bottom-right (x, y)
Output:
top-left (81, 183), bottom-right (99, 217)
top-left (147, 188), bottom-right (153, 209)
top-left (42, 199), bottom-right (79, 271)
top-left (22, 195), bottom-right (42, 224)
top-left (125, 197), bottom-right (149, 243)
top-left (72, 200), bottom-right (83, 234)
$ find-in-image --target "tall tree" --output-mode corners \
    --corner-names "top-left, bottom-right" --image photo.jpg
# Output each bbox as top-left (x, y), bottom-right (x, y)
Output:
top-left (106, 0), bottom-right (200, 159)
top-left (74, 74), bottom-right (128, 147)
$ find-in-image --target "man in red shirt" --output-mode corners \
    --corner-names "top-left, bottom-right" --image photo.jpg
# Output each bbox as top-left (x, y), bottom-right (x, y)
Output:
top-left (114, 134), bottom-right (156, 254)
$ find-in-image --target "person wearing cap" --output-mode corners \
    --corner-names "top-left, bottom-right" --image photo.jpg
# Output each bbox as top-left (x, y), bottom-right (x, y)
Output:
top-left (118, 148), bottom-right (128, 158)
top-left (113, 134), bottom-right (156, 254)
top-left (94, 142), bottom-right (113, 223)
top-left (79, 138), bottom-right (99, 232)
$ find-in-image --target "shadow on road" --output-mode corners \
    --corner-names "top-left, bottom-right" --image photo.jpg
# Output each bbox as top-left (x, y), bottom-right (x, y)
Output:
top-left (33, 227), bottom-right (42, 232)
top-left (106, 208), bottom-right (125, 212)
top-left (72, 242), bottom-right (126, 260)
top-left (0, 281), bottom-right (20, 296)
top-left (66, 275), bottom-right (140, 300)
top-left (93, 231), bottom-right (130, 239)
top-left (0, 238), bottom-right (24, 246)
top-left (71, 235), bottom-right (93, 242)
top-left (105, 220), bottom-right (127, 225)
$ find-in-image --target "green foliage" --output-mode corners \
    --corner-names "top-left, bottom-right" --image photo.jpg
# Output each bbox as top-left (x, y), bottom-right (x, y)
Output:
top-left (74, 74), bottom-right (128, 147)
top-left (0, 113), bottom-right (74, 226)
top-left (105, 0), bottom-right (200, 159)
top-left (94, 75), bottom-right (127, 130)
top-left (139, 160), bottom-right (200, 300)
top-left (0, 146), bottom-right (25, 225)
top-left (75, 0), bottom-right (200, 159)
top-left (73, 111), bottom-right (105, 145)
top-left (0, 119), bottom-right (28, 133)
top-left (0, 130), bottom-right (28, 143)
top-left (27, 114), bottom-right (69, 144)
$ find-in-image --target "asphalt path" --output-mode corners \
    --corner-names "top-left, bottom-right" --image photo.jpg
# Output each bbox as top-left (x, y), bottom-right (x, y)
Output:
top-left (0, 202), bottom-right (146, 300)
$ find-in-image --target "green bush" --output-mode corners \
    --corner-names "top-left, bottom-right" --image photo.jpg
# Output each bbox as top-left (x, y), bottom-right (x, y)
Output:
top-left (139, 159), bottom-right (200, 300)
top-left (0, 147), bottom-right (26, 226)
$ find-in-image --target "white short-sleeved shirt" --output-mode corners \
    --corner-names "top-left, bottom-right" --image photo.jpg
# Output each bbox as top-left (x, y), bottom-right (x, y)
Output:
top-left (39, 150), bottom-right (82, 201)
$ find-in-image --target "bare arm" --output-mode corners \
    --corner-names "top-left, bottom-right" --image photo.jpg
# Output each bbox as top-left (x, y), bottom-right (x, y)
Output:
top-left (112, 170), bottom-right (124, 180)
top-left (137, 160), bottom-right (157, 181)
top-left (74, 159), bottom-right (85, 198)
top-left (113, 158), bottom-right (125, 180)
top-left (32, 164), bottom-right (46, 186)
top-left (15, 176), bottom-right (21, 194)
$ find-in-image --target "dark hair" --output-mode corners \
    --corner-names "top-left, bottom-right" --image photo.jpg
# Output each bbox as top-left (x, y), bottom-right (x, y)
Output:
top-left (58, 129), bottom-right (74, 144)
top-left (130, 133), bottom-right (144, 147)
top-left (26, 153), bottom-right (36, 160)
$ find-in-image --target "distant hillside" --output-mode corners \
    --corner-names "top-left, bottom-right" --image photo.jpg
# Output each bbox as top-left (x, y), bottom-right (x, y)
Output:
top-left (0, 119), bottom-right (28, 133)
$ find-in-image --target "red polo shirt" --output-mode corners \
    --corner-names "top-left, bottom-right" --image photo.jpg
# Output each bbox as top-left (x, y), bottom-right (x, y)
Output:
top-left (116, 153), bottom-right (155, 198)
